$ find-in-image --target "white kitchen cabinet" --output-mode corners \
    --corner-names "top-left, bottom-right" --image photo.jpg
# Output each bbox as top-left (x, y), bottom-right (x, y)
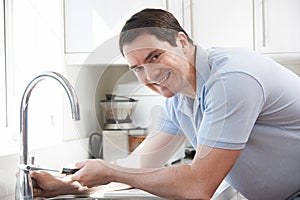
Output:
top-left (254, 0), bottom-right (300, 54)
top-left (167, 0), bottom-right (192, 39)
top-left (64, 0), bottom-right (167, 65)
top-left (191, 0), bottom-right (254, 49)
top-left (65, 0), bottom-right (300, 65)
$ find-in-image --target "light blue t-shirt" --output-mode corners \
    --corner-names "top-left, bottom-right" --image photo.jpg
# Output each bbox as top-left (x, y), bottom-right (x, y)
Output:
top-left (157, 46), bottom-right (300, 199)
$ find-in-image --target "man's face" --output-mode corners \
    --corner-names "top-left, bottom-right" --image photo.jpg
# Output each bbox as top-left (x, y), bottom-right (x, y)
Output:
top-left (123, 33), bottom-right (193, 98)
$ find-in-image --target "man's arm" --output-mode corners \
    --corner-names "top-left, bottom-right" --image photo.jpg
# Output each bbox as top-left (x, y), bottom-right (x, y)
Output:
top-left (115, 144), bottom-right (241, 199)
top-left (117, 132), bottom-right (186, 168)
top-left (72, 143), bottom-right (241, 199)
top-left (31, 132), bottom-right (184, 197)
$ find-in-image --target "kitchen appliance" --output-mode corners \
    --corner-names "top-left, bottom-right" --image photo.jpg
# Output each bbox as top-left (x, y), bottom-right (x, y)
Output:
top-left (100, 94), bottom-right (138, 130)
top-left (100, 82), bottom-right (185, 164)
top-left (100, 93), bottom-right (147, 162)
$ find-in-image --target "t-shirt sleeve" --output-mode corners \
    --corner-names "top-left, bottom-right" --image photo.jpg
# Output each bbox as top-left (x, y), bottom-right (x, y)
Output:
top-left (198, 72), bottom-right (265, 150)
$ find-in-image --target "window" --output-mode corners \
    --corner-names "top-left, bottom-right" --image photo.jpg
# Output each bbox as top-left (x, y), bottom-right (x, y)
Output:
top-left (0, 0), bottom-right (66, 153)
top-left (0, 0), bottom-right (7, 128)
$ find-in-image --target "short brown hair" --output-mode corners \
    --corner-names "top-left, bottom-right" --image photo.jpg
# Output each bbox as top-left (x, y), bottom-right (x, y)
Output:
top-left (119, 8), bottom-right (193, 56)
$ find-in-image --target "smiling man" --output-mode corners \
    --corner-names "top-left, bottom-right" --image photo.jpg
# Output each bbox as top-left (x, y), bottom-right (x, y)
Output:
top-left (123, 32), bottom-right (196, 98)
top-left (32, 8), bottom-right (300, 200)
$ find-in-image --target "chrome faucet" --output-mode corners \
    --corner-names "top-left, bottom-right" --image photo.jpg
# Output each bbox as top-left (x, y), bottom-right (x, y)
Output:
top-left (15, 71), bottom-right (80, 200)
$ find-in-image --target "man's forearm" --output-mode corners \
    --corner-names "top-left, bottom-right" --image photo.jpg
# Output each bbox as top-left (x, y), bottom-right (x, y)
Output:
top-left (111, 163), bottom-right (213, 200)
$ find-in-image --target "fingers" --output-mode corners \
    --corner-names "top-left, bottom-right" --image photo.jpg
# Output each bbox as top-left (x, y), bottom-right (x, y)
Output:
top-left (33, 187), bottom-right (62, 198)
top-left (33, 187), bottom-right (43, 197)
top-left (30, 168), bottom-right (92, 198)
top-left (30, 171), bottom-right (43, 182)
top-left (31, 172), bottom-right (49, 197)
top-left (30, 170), bottom-right (39, 179)
top-left (71, 160), bottom-right (89, 180)
top-left (74, 160), bottom-right (88, 169)
top-left (30, 170), bottom-right (52, 180)
top-left (70, 159), bottom-right (112, 188)
top-left (70, 160), bottom-right (94, 187)
top-left (70, 168), bottom-right (82, 182)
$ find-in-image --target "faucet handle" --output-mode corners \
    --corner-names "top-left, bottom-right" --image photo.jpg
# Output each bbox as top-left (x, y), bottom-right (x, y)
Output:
top-left (30, 156), bottom-right (35, 165)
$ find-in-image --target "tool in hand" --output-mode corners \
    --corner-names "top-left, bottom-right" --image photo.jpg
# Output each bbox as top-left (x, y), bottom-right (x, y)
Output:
top-left (20, 164), bottom-right (79, 174)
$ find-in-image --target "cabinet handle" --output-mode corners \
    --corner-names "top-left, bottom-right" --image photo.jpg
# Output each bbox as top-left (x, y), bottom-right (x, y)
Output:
top-left (182, 0), bottom-right (193, 39)
top-left (262, 0), bottom-right (266, 47)
top-left (189, 0), bottom-right (193, 39)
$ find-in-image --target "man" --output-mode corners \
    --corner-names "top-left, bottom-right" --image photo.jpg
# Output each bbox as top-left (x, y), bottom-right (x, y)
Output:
top-left (32, 9), bottom-right (300, 199)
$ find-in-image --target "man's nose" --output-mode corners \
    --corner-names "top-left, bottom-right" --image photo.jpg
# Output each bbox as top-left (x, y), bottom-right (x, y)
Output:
top-left (144, 64), bottom-right (160, 83)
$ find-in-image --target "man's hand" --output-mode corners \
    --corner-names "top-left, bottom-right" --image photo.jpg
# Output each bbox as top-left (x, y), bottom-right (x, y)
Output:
top-left (31, 171), bottom-right (89, 198)
top-left (71, 159), bottom-right (115, 188)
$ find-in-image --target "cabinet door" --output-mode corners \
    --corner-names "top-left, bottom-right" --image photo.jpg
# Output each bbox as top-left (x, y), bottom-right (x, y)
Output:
top-left (254, 0), bottom-right (300, 54)
top-left (191, 0), bottom-right (253, 49)
top-left (167, 0), bottom-right (192, 39)
top-left (64, 0), bottom-right (166, 64)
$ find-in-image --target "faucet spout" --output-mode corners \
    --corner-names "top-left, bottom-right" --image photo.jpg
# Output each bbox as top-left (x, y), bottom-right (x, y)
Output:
top-left (15, 71), bottom-right (80, 200)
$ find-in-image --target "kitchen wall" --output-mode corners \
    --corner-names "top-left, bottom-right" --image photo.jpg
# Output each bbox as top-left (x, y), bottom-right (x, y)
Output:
top-left (63, 64), bottom-right (132, 141)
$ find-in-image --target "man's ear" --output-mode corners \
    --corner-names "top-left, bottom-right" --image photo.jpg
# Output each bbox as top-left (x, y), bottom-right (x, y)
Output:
top-left (177, 32), bottom-right (189, 51)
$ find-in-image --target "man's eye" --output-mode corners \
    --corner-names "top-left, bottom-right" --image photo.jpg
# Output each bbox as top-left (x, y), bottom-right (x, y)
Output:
top-left (151, 53), bottom-right (162, 62)
top-left (134, 66), bottom-right (144, 72)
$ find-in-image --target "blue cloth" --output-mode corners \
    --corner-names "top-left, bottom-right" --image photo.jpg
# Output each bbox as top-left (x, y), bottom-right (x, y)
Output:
top-left (157, 46), bottom-right (300, 199)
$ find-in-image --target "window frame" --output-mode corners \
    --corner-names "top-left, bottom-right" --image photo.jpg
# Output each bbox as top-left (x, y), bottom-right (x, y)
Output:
top-left (0, 0), bottom-right (7, 128)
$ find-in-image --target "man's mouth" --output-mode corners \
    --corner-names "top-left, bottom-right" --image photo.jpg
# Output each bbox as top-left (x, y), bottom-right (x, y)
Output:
top-left (156, 72), bottom-right (170, 85)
